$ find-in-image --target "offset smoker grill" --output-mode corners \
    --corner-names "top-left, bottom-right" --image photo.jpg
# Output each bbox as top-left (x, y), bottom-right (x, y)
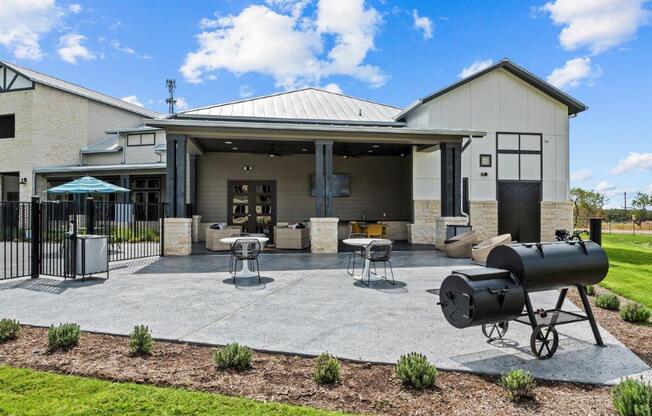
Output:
top-left (438, 240), bottom-right (609, 359)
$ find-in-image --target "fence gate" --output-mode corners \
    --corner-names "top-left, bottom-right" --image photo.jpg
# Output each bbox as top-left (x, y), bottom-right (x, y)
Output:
top-left (0, 201), bottom-right (33, 279)
top-left (39, 201), bottom-right (77, 278)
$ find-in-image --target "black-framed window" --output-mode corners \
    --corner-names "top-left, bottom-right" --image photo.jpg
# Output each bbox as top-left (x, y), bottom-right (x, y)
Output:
top-left (0, 114), bottom-right (15, 139)
top-left (479, 154), bottom-right (492, 167)
top-left (126, 133), bottom-right (155, 146)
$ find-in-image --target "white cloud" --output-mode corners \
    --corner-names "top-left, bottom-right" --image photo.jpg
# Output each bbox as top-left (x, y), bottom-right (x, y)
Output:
top-left (322, 82), bottom-right (342, 93)
top-left (175, 97), bottom-right (189, 111)
top-left (458, 59), bottom-right (493, 79)
top-left (57, 33), bottom-right (95, 64)
top-left (180, 0), bottom-right (386, 89)
top-left (611, 152), bottom-right (652, 174)
top-left (121, 95), bottom-right (143, 107)
top-left (0, 0), bottom-right (62, 60)
top-left (69, 3), bottom-right (82, 13)
top-left (570, 169), bottom-right (594, 181)
top-left (239, 85), bottom-right (255, 98)
top-left (546, 57), bottom-right (601, 89)
top-left (541, 0), bottom-right (651, 54)
top-left (412, 9), bottom-right (433, 39)
top-left (110, 40), bottom-right (152, 60)
top-left (596, 180), bottom-right (617, 193)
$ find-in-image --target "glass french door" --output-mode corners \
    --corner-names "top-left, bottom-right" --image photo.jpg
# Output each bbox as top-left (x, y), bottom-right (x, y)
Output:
top-left (227, 180), bottom-right (276, 239)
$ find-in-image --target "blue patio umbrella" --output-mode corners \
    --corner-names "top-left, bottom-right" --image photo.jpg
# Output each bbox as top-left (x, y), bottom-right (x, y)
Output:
top-left (46, 176), bottom-right (130, 194)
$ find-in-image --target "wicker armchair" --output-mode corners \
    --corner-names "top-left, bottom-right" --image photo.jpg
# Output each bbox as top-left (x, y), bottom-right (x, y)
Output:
top-left (274, 226), bottom-right (309, 250)
top-left (443, 230), bottom-right (480, 258)
top-left (206, 226), bottom-right (242, 251)
top-left (471, 234), bottom-right (512, 263)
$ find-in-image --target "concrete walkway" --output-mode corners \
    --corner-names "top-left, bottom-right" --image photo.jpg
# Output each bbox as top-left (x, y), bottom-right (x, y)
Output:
top-left (0, 251), bottom-right (649, 385)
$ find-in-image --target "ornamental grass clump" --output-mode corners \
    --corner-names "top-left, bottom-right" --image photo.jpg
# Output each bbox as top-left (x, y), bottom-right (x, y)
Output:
top-left (313, 353), bottom-right (341, 385)
top-left (129, 325), bottom-right (153, 355)
top-left (213, 343), bottom-right (252, 371)
top-left (611, 378), bottom-right (652, 416)
top-left (499, 369), bottom-right (536, 402)
top-left (595, 293), bottom-right (620, 311)
top-left (585, 285), bottom-right (596, 296)
top-left (0, 319), bottom-right (20, 343)
top-left (395, 352), bottom-right (438, 390)
top-left (620, 303), bottom-right (651, 324)
top-left (48, 323), bottom-right (80, 351)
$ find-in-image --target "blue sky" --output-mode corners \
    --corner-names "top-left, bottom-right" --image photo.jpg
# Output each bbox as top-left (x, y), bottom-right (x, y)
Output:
top-left (1, 0), bottom-right (650, 206)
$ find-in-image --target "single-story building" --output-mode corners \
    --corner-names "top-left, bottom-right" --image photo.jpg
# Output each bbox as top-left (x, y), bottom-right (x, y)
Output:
top-left (0, 58), bottom-right (586, 253)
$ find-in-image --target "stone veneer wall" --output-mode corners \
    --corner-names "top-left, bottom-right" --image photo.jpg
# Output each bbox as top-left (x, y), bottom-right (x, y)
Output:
top-left (191, 215), bottom-right (202, 243)
top-left (164, 218), bottom-right (192, 256)
top-left (408, 200), bottom-right (440, 244)
top-left (310, 217), bottom-right (339, 253)
top-left (540, 201), bottom-right (573, 242)
top-left (469, 201), bottom-right (498, 240)
top-left (435, 217), bottom-right (470, 247)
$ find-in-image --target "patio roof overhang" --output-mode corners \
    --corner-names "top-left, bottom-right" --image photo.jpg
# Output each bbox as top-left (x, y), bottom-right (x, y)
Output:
top-left (144, 118), bottom-right (485, 145)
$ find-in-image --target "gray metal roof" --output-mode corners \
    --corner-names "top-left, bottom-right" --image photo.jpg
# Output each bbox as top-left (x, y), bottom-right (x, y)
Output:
top-left (1, 61), bottom-right (160, 118)
top-left (80, 134), bottom-right (121, 154)
top-left (395, 59), bottom-right (588, 120)
top-left (35, 162), bottom-right (166, 174)
top-left (177, 88), bottom-right (402, 124)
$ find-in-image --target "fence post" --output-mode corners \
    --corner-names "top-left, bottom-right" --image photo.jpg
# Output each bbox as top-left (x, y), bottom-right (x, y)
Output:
top-left (589, 217), bottom-right (602, 246)
top-left (160, 203), bottom-right (165, 257)
top-left (87, 197), bottom-right (95, 234)
top-left (30, 196), bottom-right (40, 279)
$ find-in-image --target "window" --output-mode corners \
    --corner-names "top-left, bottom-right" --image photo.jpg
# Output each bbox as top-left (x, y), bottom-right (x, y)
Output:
top-left (126, 133), bottom-right (155, 146)
top-left (0, 114), bottom-right (15, 139)
top-left (479, 154), bottom-right (492, 167)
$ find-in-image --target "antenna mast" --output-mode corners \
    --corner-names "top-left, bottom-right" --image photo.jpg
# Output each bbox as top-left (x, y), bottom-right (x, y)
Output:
top-left (165, 79), bottom-right (177, 114)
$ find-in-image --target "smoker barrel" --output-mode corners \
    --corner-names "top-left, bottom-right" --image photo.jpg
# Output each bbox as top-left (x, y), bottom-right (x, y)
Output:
top-left (486, 241), bottom-right (609, 292)
top-left (439, 268), bottom-right (525, 329)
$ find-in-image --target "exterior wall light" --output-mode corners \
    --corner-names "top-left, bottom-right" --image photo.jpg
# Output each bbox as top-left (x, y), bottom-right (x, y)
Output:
top-left (243, 166), bottom-right (253, 171)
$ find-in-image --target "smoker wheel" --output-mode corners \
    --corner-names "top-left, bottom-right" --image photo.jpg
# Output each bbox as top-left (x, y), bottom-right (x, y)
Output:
top-left (530, 325), bottom-right (559, 359)
top-left (481, 321), bottom-right (509, 340)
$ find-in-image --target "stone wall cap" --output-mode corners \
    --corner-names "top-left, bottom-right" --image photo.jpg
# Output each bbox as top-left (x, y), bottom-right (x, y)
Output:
top-left (310, 217), bottom-right (339, 222)
top-left (436, 216), bottom-right (469, 220)
top-left (164, 218), bottom-right (193, 223)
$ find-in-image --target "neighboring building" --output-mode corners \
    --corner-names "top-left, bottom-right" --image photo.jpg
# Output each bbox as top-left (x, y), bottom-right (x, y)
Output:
top-left (0, 59), bottom-right (586, 248)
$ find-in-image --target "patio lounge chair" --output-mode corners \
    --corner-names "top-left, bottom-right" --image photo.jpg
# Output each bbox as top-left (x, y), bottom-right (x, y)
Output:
top-left (361, 240), bottom-right (395, 286)
top-left (230, 238), bottom-right (262, 283)
top-left (471, 233), bottom-right (512, 263)
top-left (443, 230), bottom-right (480, 258)
top-left (346, 232), bottom-right (368, 276)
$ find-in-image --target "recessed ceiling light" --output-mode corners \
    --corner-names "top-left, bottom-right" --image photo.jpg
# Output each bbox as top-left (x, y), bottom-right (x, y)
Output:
top-left (302, 148), bottom-right (308, 152)
top-left (232, 147), bottom-right (238, 150)
top-left (372, 145), bottom-right (380, 148)
top-left (225, 141), bottom-right (232, 144)
top-left (343, 155), bottom-right (349, 159)
top-left (368, 150), bottom-right (373, 153)
top-left (400, 153), bottom-right (405, 157)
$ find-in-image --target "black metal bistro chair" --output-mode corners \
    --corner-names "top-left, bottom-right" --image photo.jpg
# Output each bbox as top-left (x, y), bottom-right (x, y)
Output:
top-left (346, 233), bottom-right (368, 276)
top-left (361, 240), bottom-right (395, 286)
top-left (228, 232), bottom-right (250, 273)
top-left (230, 238), bottom-right (262, 283)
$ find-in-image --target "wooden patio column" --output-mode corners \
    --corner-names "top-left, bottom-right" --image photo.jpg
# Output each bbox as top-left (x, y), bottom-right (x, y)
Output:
top-left (165, 134), bottom-right (187, 218)
top-left (440, 142), bottom-right (462, 217)
top-left (314, 140), bottom-right (333, 217)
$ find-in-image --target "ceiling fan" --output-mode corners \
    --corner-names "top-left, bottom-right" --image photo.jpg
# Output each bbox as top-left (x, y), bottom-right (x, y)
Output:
top-left (268, 144), bottom-right (293, 157)
top-left (340, 147), bottom-right (362, 159)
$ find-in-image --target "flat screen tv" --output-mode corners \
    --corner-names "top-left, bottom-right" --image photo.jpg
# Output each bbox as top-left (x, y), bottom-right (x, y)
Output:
top-left (310, 174), bottom-right (351, 197)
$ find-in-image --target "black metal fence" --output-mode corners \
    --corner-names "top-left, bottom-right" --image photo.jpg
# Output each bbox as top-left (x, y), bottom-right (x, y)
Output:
top-left (0, 197), bottom-right (165, 280)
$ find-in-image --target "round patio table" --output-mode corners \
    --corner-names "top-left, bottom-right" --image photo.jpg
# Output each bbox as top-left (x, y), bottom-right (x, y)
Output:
top-left (220, 236), bottom-right (269, 278)
top-left (342, 238), bottom-right (392, 279)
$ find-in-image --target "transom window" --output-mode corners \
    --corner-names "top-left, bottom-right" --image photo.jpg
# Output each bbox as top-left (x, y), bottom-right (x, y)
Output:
top-left (126, 133), bottom-right (155, 146)
top-left (0, 114), bottom-right (15, 139)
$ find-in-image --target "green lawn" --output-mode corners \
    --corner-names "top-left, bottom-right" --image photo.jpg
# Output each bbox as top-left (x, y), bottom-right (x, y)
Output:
top-left (601, 233), bottom-right (652, 308)
top-left (0, 366), bottom-right (351, 416)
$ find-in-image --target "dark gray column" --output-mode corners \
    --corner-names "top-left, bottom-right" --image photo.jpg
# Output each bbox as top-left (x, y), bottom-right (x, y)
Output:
top-left (189, 154), bottom-right (197, 211)
top-left (175, 137), bottom-right (187, 218)
top-left (119, 175), bottom-right (130, 202)
top-left (440, 142), bottom-right (462, 217)
top-left (314, 141), bottom-right (325, 217)
top-left (323, 140), bottom-right (333, 217)
top-left (165, 135), bottom-right (176, 217)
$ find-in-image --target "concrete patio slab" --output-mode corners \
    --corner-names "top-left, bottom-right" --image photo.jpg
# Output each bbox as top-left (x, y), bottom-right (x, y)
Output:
top-left (0, 250), bottom-right (649, 385)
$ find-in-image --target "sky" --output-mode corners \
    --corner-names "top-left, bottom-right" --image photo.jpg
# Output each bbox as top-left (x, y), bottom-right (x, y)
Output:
top-left (1, 0), bottom-right (650, 207)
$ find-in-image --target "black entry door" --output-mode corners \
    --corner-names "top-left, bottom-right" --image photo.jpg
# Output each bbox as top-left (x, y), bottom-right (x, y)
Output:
top-left (227, 180), bottom-right (276, 238)
top-left (498, 181), bottom-right (541, 243)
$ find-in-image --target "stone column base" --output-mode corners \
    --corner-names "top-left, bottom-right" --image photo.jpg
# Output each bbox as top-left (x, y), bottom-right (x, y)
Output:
top-left (164, 218), bottom-right (192, 256)
top-left (435, 217), bottom-right (469, 247)
top-left (310, 217), bottom-right (339, 253)
top-left (407, 223), bottom-right (436, 244)
top-left (541, 201), bottom-right (573, 242)
top-left (469, 201), bottom-right (498, 240)
top-left (191, 215), bottom-right (202, 243)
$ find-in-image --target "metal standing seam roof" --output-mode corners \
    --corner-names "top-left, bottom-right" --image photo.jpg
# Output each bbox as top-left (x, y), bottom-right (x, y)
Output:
top-left (80, 134), bottom-right (121, 154)
top-left (176, 88), bottom-right (402, 124)
top-left (0, 60), bottom-right (160, 118)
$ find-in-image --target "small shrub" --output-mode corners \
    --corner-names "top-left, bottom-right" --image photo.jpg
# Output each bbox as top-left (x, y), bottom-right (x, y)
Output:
top-left (612, 378), bottom-right (652, 416)
top-left (620, 303), bottom-right (652, 324)
top-left (313, 353), bottom-right (341, 385)
top-left (48, 323), bottom-right (80, 351)
top-left (595, 293), bottom-right (621, 311)
top-left (499, 369), bottom-right (536, 402)
top-left (395, 352), bottom-right (438, 390)
top-left (0, 319), bottom-right (20, 343)
top-left (129, 325), bottom-right (153, 355)
top-left (585, 285), bottom-right (596, 296)
top-left (213, 343), bottom-right (252, 370)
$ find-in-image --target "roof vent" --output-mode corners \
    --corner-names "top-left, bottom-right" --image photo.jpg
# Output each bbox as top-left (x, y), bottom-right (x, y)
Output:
top-left (358, 108), bottom-right (362, 117)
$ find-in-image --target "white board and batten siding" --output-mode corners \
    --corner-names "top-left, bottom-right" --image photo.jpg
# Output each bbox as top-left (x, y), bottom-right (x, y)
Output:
top-left (406, 68), bottom-right (569, 203)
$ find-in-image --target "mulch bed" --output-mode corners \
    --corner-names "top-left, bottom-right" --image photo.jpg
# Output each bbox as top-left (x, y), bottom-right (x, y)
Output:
top-left (567, 286), bottom-right (652, 366)
top-left (0, 326), bottom-right (614, 416)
